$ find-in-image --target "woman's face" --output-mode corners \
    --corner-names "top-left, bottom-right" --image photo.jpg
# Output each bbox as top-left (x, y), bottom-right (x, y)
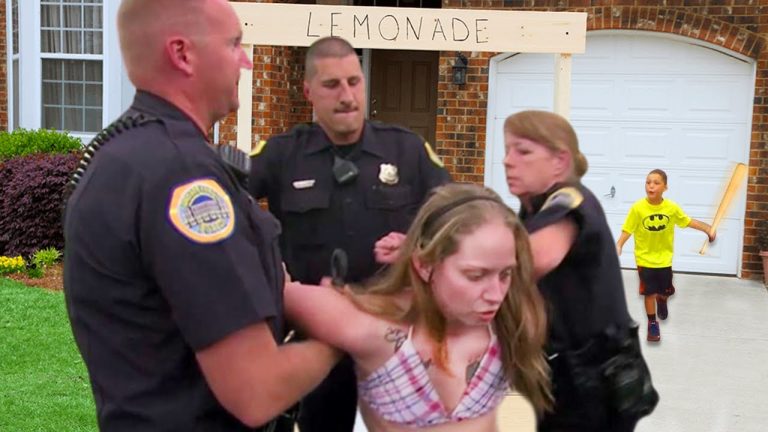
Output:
top-left (427, 217), bottom-right (517, 327)
top-left (503, 131), bottom-right (562, 198)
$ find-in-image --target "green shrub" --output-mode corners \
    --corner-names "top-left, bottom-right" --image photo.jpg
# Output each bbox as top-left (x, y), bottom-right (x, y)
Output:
top-left (0, 255), bottom-right (25, 275)
top-left (25, 247), bottom-right (62, 278)
top-left (32, 247), bottom-right (61, 269)
top-left (0, 128), bottom-right (83, 161)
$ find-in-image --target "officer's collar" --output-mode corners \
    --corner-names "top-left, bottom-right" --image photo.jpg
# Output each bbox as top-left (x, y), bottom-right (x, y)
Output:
top-left (303, 121), bottom-right (385, 159)
top-left (132, 90), bottom-right (208, 142)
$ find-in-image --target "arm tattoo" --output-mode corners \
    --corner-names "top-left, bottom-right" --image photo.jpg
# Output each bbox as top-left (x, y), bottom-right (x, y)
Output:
top-left (466, 359), bottom-right (481, 384)
top-left (384, 327), bottom-right (407, 353)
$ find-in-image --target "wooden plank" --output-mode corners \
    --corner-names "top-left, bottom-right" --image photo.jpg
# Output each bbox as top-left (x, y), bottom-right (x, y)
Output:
top-left (554, 53), bottom-right (572, 119)
top-left (232, 3), bottom-right (586, 54)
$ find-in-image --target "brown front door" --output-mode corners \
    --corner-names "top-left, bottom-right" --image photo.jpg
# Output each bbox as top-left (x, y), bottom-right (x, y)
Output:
top-left (369, 50), bottom-right (438, 145)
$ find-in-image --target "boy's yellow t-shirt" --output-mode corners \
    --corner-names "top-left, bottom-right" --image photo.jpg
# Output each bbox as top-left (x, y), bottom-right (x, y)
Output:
top-left (621, 198), bottom-right (691, 268)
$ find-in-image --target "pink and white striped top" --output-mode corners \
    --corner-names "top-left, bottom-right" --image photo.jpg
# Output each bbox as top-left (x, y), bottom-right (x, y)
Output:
top-left (358, 326), bottom-right (508, 428)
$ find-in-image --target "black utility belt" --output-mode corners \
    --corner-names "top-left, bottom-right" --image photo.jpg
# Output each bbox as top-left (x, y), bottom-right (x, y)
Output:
top-left (551, 323), bottom-right (659, 423)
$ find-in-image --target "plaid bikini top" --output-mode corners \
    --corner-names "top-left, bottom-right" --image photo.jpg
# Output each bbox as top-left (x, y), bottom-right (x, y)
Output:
top-left (358, 326), bottom-right (508, 428)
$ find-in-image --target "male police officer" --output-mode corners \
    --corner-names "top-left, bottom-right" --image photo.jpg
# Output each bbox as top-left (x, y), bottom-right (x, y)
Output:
top-left (249, 36), bottom-right (451, 432)
top-left (63, 1), bottom-right (339, 430)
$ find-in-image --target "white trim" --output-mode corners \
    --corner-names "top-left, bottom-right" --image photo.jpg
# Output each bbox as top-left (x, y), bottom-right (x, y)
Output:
top-left (236, 44), bottom-right (254, 152)
top-left (588, 29), bottom-right (754, 65)
top-left (17, 0), bottom-right (41, 129)
top-left (8, 0), bottom-right (124, 141)
top-left (5, 0), bottom-right (13, 131)
top-left (102, 0), bottom-right (123, 136)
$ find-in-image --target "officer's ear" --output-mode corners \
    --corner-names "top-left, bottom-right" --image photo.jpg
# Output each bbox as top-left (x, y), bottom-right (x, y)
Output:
top-left (166, 37), bottom-right (194, 76)
top-left (303, 80), bottom-right (313, 103)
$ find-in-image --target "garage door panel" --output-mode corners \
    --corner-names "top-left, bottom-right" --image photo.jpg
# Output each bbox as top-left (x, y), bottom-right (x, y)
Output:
top-left (677, 126), bottom-right (744, 167)
top-left (574, 124), bottom-right (614, 165)
top-left (571, 79), bottom-right (615, 116)
top-left (613, 169), bottom-right (649, 210)
top-left (621, 78), bottom-right (678, 118)
top-left (580, 168), bottom-right (618, 212)
top-left (672, 219), bottom-right (741, 274)
top-left (665, 170), bottom-right (746, 219)
top-left (685, 78), bottom-right (752, 120)
top-left (496, 75), bottom-right (552, 114)
top-left (619, 126), bottom-right (675, 163)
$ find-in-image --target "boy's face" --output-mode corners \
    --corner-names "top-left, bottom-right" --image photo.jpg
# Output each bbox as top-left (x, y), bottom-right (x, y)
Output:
top-left (645, 173), bottom-right (667, 201)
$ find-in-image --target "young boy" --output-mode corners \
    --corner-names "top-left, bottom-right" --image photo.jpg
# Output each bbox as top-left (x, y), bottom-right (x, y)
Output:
top-left (616, 169), bottom-right (715, 342)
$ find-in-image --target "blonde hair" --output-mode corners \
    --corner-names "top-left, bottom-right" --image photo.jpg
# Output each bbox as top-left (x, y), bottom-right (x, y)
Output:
top-left (504, 110), bottom-right (588, 179)
top-left (347, 183), bottom-right (552, 414)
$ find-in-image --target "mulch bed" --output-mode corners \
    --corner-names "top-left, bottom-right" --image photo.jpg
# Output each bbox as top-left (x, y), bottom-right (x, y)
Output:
top-left (7, 262), bottom-right (64, 291)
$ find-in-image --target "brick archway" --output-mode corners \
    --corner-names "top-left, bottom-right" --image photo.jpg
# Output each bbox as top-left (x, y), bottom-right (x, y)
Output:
top-left (585, 6), bottom-right (763, 60)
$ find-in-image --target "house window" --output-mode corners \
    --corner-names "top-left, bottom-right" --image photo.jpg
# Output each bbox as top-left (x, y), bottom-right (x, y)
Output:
top-left (40, 0), bottom-right (103, 133)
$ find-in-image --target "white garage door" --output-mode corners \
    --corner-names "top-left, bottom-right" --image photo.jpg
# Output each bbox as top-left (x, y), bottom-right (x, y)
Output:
top-left (485, 31), bottom-right (755, 275)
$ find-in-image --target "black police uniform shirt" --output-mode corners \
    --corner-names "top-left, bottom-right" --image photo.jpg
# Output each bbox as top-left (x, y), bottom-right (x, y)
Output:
top-left (63, 91), bottom-right (284, 431)
top-left (519, 182), bottom-right (633, 351)
top-left (249, 121), bottom-right (451, 285)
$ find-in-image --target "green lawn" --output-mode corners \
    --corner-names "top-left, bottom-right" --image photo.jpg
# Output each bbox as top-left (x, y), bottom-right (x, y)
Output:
top-left (0, 278), bottom-right (97, 432)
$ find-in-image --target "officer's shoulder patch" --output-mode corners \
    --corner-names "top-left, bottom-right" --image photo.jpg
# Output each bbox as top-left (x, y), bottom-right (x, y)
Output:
top-left (424, 141), bottom-right (444, 168)
top-left (168, 179), bottom-right (235, 243)
top-left (250, 140), bottom-right (267, 157)
top-left (541, 187), bottom-right (583, 211)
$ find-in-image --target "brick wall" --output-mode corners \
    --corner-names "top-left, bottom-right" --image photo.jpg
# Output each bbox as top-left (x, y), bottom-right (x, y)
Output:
top-left (437, 0), bottom-right (767, 279)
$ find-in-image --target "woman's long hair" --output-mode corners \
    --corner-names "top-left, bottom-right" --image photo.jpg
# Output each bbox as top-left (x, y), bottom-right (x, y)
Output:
top-left (346, 183), bottom-right (552, 414)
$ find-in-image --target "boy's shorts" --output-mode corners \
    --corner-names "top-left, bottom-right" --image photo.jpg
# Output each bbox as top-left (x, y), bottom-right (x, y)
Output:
top-left (637, 266), bottom-right (675, 297)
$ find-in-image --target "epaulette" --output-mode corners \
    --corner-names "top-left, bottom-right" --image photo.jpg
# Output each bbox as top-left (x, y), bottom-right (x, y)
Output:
top-left (249, 140), bottom-right (268, 157)
top-left (66, 113), bottom-right (159, 197)
top-left (250, 123), bottom-right (314, 158)
top-left (524, 186), bottom-right (584, 234)
top-left (541, 186), bottom-right (584, 211)
top-left (215, 144), bottom-right (250, 188)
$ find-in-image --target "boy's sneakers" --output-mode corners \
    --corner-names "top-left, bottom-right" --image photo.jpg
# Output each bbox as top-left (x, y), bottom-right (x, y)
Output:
top-left (647, 320), bottom-right (661, 342)
top-left (657, 296), bottom-right (669, 320)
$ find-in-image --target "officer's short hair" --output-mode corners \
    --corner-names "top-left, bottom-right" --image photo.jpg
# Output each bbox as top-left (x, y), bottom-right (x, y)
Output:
top-left (304, 37), bottom-right (357, 80)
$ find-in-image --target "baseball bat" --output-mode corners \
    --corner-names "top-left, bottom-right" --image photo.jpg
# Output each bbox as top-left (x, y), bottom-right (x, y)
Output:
top-left (699, 162), bottom-right (747, 255)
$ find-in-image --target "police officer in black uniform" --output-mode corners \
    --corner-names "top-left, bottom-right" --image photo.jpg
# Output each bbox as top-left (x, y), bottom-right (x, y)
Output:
top-left (63, 1), bottom-right (339, 431)
top-left (249, 36), bottom-right (451, 432)
top-left (503, 110), bottom-right (658, 432)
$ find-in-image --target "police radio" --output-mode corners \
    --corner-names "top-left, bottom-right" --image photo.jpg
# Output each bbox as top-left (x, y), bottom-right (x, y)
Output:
top-left (332, 155), bottom-right (359, 185)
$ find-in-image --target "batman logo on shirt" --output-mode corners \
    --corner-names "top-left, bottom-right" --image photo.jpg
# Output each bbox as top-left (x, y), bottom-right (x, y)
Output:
top-left (643, 214), bottom-right (670, 232)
